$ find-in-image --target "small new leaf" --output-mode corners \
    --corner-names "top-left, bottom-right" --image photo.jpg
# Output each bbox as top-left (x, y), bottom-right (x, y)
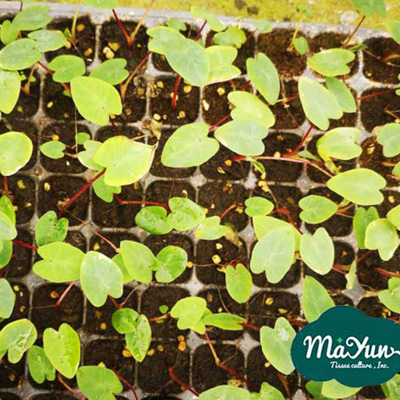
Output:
top-left (226, 264), bottom-right (252, 304)
top-left (35, 211), bottom-right (69, 247)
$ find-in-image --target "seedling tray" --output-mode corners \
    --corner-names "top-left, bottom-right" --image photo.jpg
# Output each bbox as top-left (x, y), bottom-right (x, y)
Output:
top-left (0, 2), bottom-right (399, 399)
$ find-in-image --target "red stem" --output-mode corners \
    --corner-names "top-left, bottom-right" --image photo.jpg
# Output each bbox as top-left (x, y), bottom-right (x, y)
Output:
top-left (274, 208), bottom-right (302, 234)
top-left (38, 61), bottom-right (71, 95)
top-left (171, 75), bottom-right (182, 110)
top-left (114, 195), bottom-right (170, 211)
top-left (54, 281), bottom-right (77, 325)
top-left (374, 267), bottom-right (400, 278)
top-left (3, 176), bottom-right (9, 197)
top-left (209, 114), bottom-right (231, 132)
top-left (220, 203), bottom-right (237, 220)
top-left (108, 295), bottom-right (122, 309)
top-left (112, 369), bottom-right (139, 400)
top-left (356, 249), bottom-right (373, 263)
top-left (168, 367), bottom-right (199, 397)
top-left (241, 322), bottom-right (261, 331)
top-left (57, 373), bottom-right (86, 399)
top-left (112, 9), bottom-right (132, 47)
top-left (12, 239), bottom-right (38, 252)
top-left (283, 124), bottom-right (314, 157)
top-left (357, 87), bottom-right (400, 101)
top-left (110, 119), bottom-right (121, 135)
top-left (58, 170), bottom-right (105, 218)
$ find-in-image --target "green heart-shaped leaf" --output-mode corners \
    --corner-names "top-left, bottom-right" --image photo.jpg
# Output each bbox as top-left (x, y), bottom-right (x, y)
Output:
top-left (226, 264), bottom-right (252, 304)
top-left (327, 168), bottom-right (386, 205)
top-left (28, 345), bottom-right (56, 384)
top-left (195, 216), bottom-right (229, 240)
top-left (365, 218), bottom-right (399, 261)
top-left (0, 69), bottom-right (20, 114)
top-left (80, 251), bottom-right (123, 307)
top-left (308, 49), bottom-right (355, 77)
top-left (206, 45), bottom-right (240, 85)
top-left (0, 212), bottom-right (17, 241)
top-left (92, 175), bottom-right (121, 203)
top-left (93, 136), bottom-right (154, 186)
top-left (317, 127), bottom-right (361, 160)
top-left (120, 241), bottom-right (158, 284)
top-left (377, 123), bottom-right (400, 158)
top-left (302, 276), bottom-right (334, 322)
top-left (245, 196), bottom-right (274, 217)
top-left (247, 53), bottom-right (280, 105)
top-left (77, 366), bottom-right (123, 400)
top-left (78, 140), bottom-right (103, 171)
top-left (214, 26), bottom-right (246, 48)
top-left (299, 77), bottom-right (343, 131)
top-left (0, 39), bottom-right (41, 70)
top-left (11, 4), bottom-right (51, 31)
top-left (135, 206), bottom-right (172, 235)
top-left (48, 55), bottom-right (85, 83)
top-left (28, 30), bottom-right (67, 52)
top-left (171, 297), bottom-right (207, 333)
top-left (43, 323), bottom-right (80, 379)
top-left (155, 246), bottom-right (188, 283)
top-left (40, 141), bottom-right (66, 160)
top-left (71, 76), bottom-right (122, 126)
top-left (0, 319), bottom-right (37, 363)
top-left (162, 122), bottom-right (219, 168)
top-left (250, 225), bottom-right (296, 283)
top-left (111, 308), bottom-right (139, 334)
top-left (299, 195), bottom-right (338, 224)
top-left (35, 211), bottom-right (69, 247)
top-left (0, 279), bottom-right (15, 320)
top-left (0, 131), bottom-right (33, 175)
top-left (353, 206), bottom-right (380, 249)
top-left (90, 59), bottom-right (129, 85)
top-left (300, 228), bottom-right (334, 275)
top-left (167, 197), bottom-right (206, 231)
top-left (34, 242), bottom-right (84, 282)
top-left (125, 315), bottom-right (152, 362)
top-left (260, 318), bottom-right (296, 374)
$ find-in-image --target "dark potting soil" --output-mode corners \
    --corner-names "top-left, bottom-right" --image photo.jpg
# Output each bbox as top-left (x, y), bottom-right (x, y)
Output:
top-left (137, 341), bottom-right (190, 394)
top-left (142, 397), bottom-right (178, 400)
top-left (91, 182), bottom-right (143, 228)
top-left (116, 76), bottom-right (147, 123)
top-left (9, 71), bottom-right (41, 121)
top-left (305, 187), bottom-right (354, 237)
top-left (257, 29), bottom-right (308, 77)
top-left (198, 182), bottom-right (249, 231)
top-left (200, 144), bottom-right (251, 181)
top-left (305, 241), bottom-right (355, 290)
top-left (145, 180), bottom-right (196, 205)
top-left (332, 293), bottom-right (354, 306)
top-left (260, 132), bottom-right (303, 182)
top-left (329, 89), bottom-right (358, 129)
top-left (359, 137), bottom-right (400, 187)
top-left (363, 37), bottom-right (400, 84)
top-left (96, 125), bottom-right (144, 142)
top-left (84, 339), bottom-right (135, 387)
top-left (246, 346), bottom-right (298, 394)
top-left (150, 130), bottom-right (196, 178)
top-left (0, 356), bottom-right (25, 388)
top-left (100, 20), bottom-right (149, 70)
top-left (197, 288), bottom-right (246, 341)
top-left (39, 176), bottom-right (89, 226)
top-left (0, 283), bottom-right (29, 329)
top-left (43, 75), bottom-right (82, 121)
top-left (89, 231), bottom-right (139, 257)
top-left (65, 231), bottom-right (87, 252)
top-left (149, 76), bottom-right (200, 125)
top-left (144, 233), bottom-right (194, 283)
top-left (3, 228), bottom-right (32, 278)
top-left (0, 174), bottom-right (35, 224)
top-left (85, 286), bottom-right (138, 336)
top-left (192, 344), bottom-right (245, 393)
top-left (269, 80), bottom-right (305, 130)
top-left (360, 88), bottom-right (400, 133)
top-left (357, 248), bottom-right (400, 291)
top-left (140, 286), bottom-right (189, 339)
top-left (40, 122), bottom-right (90, 173)
top-left (252, 257), bottom-right (301, 289)
top-left (0, 119), bottom-right (38, 171)
top-left (201, 79), bottom-right (247, 126)
top-left (306, 134), bottom-right (356, 184)
top-left (259, 185), bottom-right (303, 225)
top-left (195, 238), bottom-right (247, 286)
top-left (310, 32), bottom-right (359, 77)
top-left (31, 283), bottom-right (84, 334)
top-left (378, 190), bottom-right (400, 216)
top-left (30, 396), bottom-right (75, 400)
top-left (246, 291), bottom-right (301, 340)
top-left (152, 23), bottom-right (200, 72)
top-left (0, 394), bottom-right (22, 400)
top-left (206, 29), bottom-right (256, 74)
top-left (46, 16), bottom-right (96, 66)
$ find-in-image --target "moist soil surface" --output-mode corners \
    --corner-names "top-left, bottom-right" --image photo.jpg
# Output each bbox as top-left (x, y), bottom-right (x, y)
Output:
top-left (1, 14), bottom-right (399, 400)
